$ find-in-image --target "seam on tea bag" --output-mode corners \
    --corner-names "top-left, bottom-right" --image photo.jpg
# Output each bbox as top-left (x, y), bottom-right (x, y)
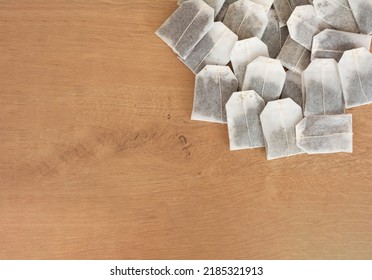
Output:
top-left (312, 49), bottom-right (344, 53)
top-left (290, 14), bottom-right (322, 33)
top-left (242, 95), bottom-right (253, 147)
top-left (297, 132), bottom-right (352, 139)
top-left (261, 59), bottom-right (271, 100)
top-left (294, 48), bottom-right (306, 70)
top-left (278, 101), bottom-right (290, 157)
top-left (174, 3), bottom-right (208, 49)
top-left (329, 0), bottom-right (352, 11)
top-left (194, 28), bottom-right (230, 72)
top-left (352, 49), bottom-right (369, 103)
top-left (217, 66), bottom-right (223, 122)
top-left (321, 61), bottom-right (326, 115)
top-left (237, 10), bottom-right (250, 38)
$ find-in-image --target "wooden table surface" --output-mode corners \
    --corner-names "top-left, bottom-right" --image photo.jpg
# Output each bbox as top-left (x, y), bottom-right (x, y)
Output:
top-left (1, 0), bottom-right (372, 260)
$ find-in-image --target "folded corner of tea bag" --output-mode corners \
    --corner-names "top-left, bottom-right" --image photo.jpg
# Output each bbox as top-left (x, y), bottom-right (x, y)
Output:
top-left (226, 90), bottom-right (266, 150)
top-left (296, 114), bottom-right (353, 154)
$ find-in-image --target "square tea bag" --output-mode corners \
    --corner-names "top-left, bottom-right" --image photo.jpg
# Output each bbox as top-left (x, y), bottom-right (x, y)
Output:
top-left (302, 59), bottom-right (345, 116)
top-left (312, 29), bottom-right (372, 62)
top-left (182, 22), bottom-right (238, 74)
top-left (348, 0), bottom-right (372, 35)
top-left (156, 0), bottom-right (214, 59)
top-left (287, 5), bottom-right (332, 50)
top-left (296, 114), bottom-right (353, 154)
top-left (338, 48), bottom-right (372, 109)
top-left (242, 57), bottom-right (286, 103)
top-left (313, 0), bottom-right (359, 33)
top-left (261, 9), bottom-right (289, 58)
top-left (277, 36), bottom-right (311, 75)
top-left (230, 37), bottom-right (269, 90)
top-left (280, 71), bottom-right (303, 108)
top-left (223, 0), bottom-right (268, 40)
top-left (260, 98), bottom-right (304, 160)
top-left (226, 90), bottom-right (266, 150)
top-left (192, 65), bottom-right (238, 123)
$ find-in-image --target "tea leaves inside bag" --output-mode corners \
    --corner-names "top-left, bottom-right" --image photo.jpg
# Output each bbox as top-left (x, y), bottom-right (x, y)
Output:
top-left (192, 65), bottom-right (238, 123)
top-left (338, 47), bottom-right (372, 109)
top-left (273, 0), bottom-right (311, 26)
top-left (296, 114), bottom-right (353, 154)
top-left (302, 58), bottom-right (345, 116)
top-left (242, 56), bottom-right (286, 103)
top-left (348, 0), bottom-right (372, 35)
top-left (260, 98), bottom-right (304, 160)
top-left (156, 0), bottom-right (214, 59)
top-left (223, 0), bottom-right (269, 40)
top-left (230, 37), bottom-right (269, 90)
top-left (182, 22), bottom-right (238, 74)
top-left (177, 0), bottom-right (226, 17)
top-left (277, 36), bottom-right (311, 75)
top-left (311, 29), bottom-right (372, 62)
top-left (313, 0), bottom-right (359, 33)
top-left (261, 9), bottom-right (289, 58)
top-left (281, 71), bottom-right (303, 107)
top-left (226, 91), bottom-right (266, 150)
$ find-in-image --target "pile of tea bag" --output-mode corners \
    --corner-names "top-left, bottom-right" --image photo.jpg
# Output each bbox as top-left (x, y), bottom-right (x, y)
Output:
top-left (156, 0), bottom-right (372, 160)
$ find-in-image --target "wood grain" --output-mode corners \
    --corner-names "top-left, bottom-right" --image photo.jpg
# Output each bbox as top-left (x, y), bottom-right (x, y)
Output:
top-left (0, 0), bottom-right (372, 260)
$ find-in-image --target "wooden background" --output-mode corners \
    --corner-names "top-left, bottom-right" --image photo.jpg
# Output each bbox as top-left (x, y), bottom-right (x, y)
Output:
top-left (0, 0), bottom-right (372, 260)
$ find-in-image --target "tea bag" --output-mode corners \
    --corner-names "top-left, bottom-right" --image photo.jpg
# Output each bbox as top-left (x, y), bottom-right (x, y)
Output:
top-left (250, 0), bottom-right (275, 12)
top-left (277, 36), bottom-right (311, 75)
top-left (242, 56), bottom-right (286, 103)
top-left (296, 115), bottom-right (353, 154)
top-left (313, 0), bottom-right (359, 33)
top-left (192, 65), bottom-right (238, 123)
top-left (338, 48), bottom-right (372, 109)
top-left (177, 0), bottom-right (226, 17)
top-left (280, 71), bottom-right (303, 107)
top-left (223, 0), bottom-right (269, 40)
top-left (312, 29), bottom-right (372, 62)
top-left (230, 37), bottom-right (269, 90)
top-left (273, 0), bottom-right (311, 26)
top-left (302, 59), bottom-right (345, 116)
top-left (216, 0), bottom-right (239, 21)
top-left (287, 5), bottom-right (332, 50)
top-left (348, 0), bottom-right (372, 35)
top-left (182, 22), bottom-right (238, 74)
top-left (226, 90), bottom-right (266, 150)
top-left (156, 0), bottom-right (214, 59)
top-left (260, 98), bottom-right (304, 160)
top-left (261, 9), bottom-right (289, 58)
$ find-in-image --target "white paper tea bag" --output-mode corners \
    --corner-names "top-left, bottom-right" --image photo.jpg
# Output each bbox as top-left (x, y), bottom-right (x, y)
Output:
top-left (261, 9), bottom-right (289, 58)
top-left (156, 0), bottom-right (214, 59)
top-left (287, 5), bottom-right (332, 50)
top-left (277, 36), bottom-right (311, 75)
top-left (260, 98), bottom-right (304, 160)
top-left (281, 71), bottom-right (303, 107)
top-left (182, 22), bottom-right (238, 74)
top-left (348, 0), bottom-right (372, 35)
top-left (177, 0), bottom-right (226, 17)
top-left (296, 114), bottom-right (353, 154)
top-left (302, 59), bottom-right (345, 116)
top-left (312, 29), bottom-right (372, 62)
top-left (273, 0), bottom-right (311, 26)
top-left (250, 0), bottom-right (275, 12)
top-left (230, 38), bottom-right (269, 90)
top-left (192, 65), bottom-right (238, 123)
top-left (313, 0), bottom-right (359, 33)
top-left (242, 57), bottom-right (286, 103)
top-left (226, 90), bottom-right (266, 150)
top-left (223, 0), bottom-right (269, 40)
top-left (338, 48), bottom-right (372, 109)
top-left (216, 0), bottom-right (239, 21)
